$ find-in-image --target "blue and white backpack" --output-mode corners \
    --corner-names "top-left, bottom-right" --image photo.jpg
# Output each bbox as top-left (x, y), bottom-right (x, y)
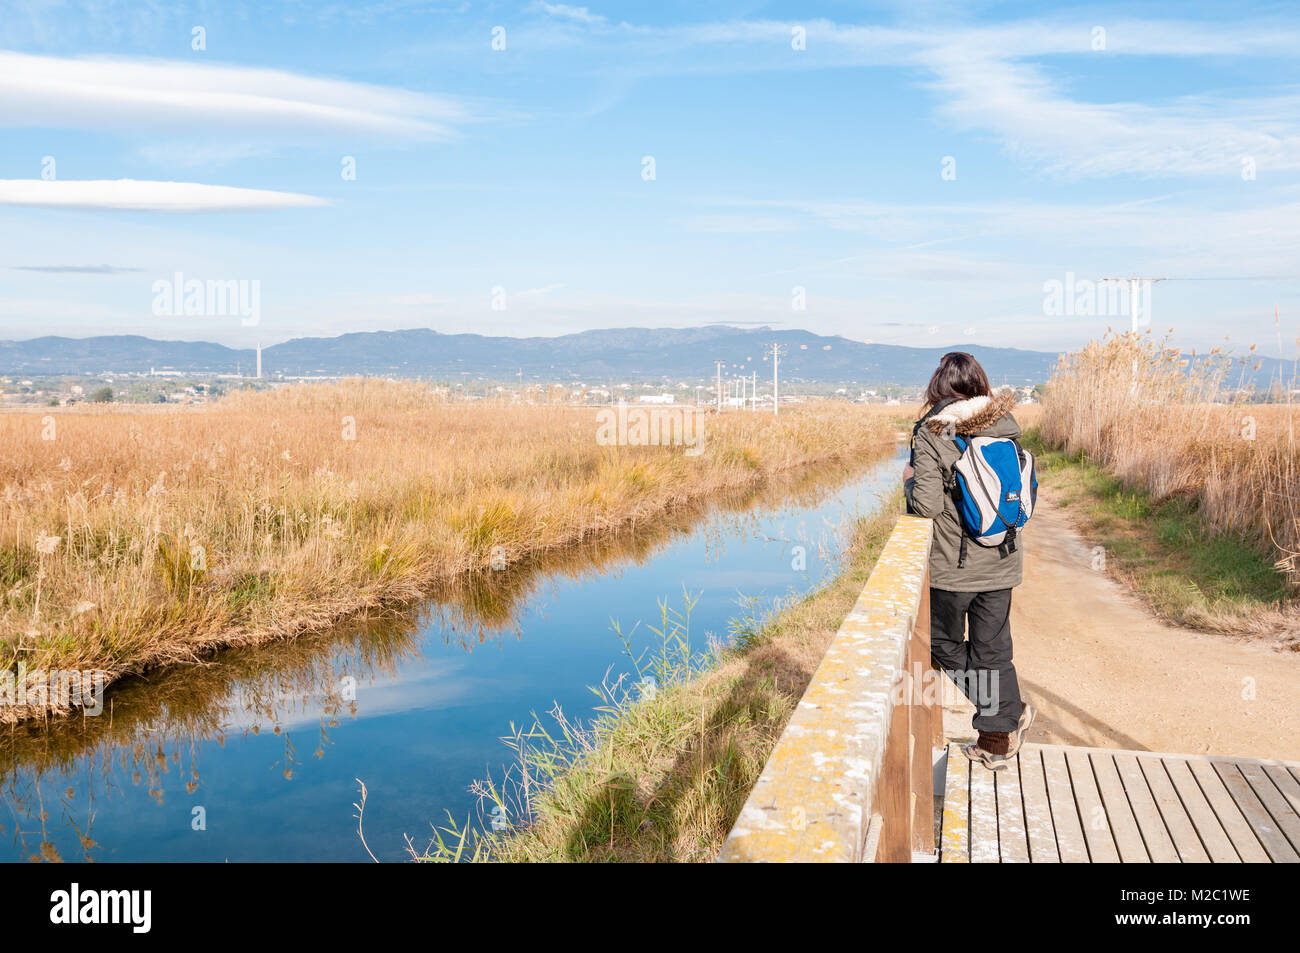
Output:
top-left (949, 433), bottom-right (1037, 565)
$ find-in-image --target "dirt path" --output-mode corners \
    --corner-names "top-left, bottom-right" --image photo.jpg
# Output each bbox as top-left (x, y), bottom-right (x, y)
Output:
top-left (952, 493), bottom-right (1300, 762)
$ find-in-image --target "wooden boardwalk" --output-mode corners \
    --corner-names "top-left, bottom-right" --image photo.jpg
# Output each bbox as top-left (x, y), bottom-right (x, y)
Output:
top-left (719, 516), bottom-right (1300, 864)
top-left (940, 742), bottom-right (1300, 863)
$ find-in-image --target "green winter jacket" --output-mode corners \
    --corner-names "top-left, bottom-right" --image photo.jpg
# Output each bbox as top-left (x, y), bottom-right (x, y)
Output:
top-left (903, 391), bottom-right (1025, 592)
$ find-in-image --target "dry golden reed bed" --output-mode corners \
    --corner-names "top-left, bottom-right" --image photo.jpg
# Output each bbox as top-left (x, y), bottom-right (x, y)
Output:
top-left (0, 380), bottom-right (894, 722)
top-left (1039, 333), bottom-right (1299, 620)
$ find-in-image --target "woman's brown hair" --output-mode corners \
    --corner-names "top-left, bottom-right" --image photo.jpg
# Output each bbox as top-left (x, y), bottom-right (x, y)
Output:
top-left (923, 351), bottom-right (992, 408)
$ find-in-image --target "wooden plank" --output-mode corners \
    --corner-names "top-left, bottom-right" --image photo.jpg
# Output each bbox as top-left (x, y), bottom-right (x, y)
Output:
top-left (931, 663), bottom-right (944, 748)
top-left (1012, 742), bottom-right (1300, 768)
top-left (995, 754), bottom-right (1030, 863)
top-left (969, 756), bottom-right (1000, 864)
top-left (1091, 751), bottom-right (1150, 862)
top-left (1188, 760), bottom-right (1270, 863)
top-left (1065, 748), bottom-right (1120, 863)
top-left (940, 746), bottom-right (970, 864)
top-left (1212, 761), bottom-right (1298, 862)
top-left (1115, 753), bottom-right (1181, 863)
top-left (1018, 747), bottom-right (1060, 863)
top-left (908, 582), bottom-right (934, 856)
top-left (878, 675), bottom-right (913, 863)
top-left (1041, 746), bottom-right (1090, 863)
top-left (1138, 756), bottom-right (1209, 863)
top-left (1163, 758), bottom-right (1240, 863)
top-left (1263, 764), bottom-right (1300, 822)
top-left (918, 570), bottom-right (944, 752)
top-left (1236, 761), bottom-right (1300, 858)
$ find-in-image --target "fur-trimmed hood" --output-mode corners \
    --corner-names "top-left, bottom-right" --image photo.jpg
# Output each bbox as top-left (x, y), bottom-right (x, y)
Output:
top-left (923, 391), bottom-right (1018, 436)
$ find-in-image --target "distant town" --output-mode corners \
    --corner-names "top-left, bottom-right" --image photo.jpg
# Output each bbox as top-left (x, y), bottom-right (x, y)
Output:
top-left (0, 364), bottom-right (1043, 409)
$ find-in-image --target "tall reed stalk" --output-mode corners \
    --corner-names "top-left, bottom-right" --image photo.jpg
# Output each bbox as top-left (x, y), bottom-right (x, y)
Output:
top-left (1039, 331), bottom-right (1300, 577)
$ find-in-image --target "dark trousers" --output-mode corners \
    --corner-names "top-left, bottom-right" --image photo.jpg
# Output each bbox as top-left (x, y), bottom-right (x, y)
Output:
top-left (929, 587), bottom-right (1022, 734)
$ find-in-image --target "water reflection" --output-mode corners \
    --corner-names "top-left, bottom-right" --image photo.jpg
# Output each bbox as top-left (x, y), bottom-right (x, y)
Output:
top-left (0, 454), bottom-right (900, 862)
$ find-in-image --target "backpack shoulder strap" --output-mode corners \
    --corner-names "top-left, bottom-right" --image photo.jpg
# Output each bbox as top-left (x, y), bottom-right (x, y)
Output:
top-left (910, 398), bottom-right (958, 457)
top-left (913, 398), bottom-right (957, 434)
top-left (1010, 435), bottom-right (1027, 468)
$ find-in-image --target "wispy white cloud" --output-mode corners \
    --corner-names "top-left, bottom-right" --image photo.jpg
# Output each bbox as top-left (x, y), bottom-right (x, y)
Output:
top-left (464, 15), bottom-right (1300, 180)
top-left (0, 50), bottom-right (478, 141)
top-left (12, 264), bottom-right (142, 274)
top-left (0, 179), bottom-right (329, 212)
top-left (718, 192), bottom-right (1300, 277)
top-left (873, 20), bottom-right (1300, 178)
top-left (921, 47), bottom-right (1300, 179)
top-left (533, 3), bottom-right (606, 25)
top-left (517, 282), bottom-right (566, 296)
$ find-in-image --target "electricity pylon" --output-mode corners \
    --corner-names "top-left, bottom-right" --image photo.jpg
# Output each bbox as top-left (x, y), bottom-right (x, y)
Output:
top-left (1099, 276), bottom-right (1168, 333)
top-left (765, 342), bottom-right (787, 416)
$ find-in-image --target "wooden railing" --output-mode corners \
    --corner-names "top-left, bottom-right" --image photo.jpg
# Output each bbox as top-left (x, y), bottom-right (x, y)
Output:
top-left (718, 515), bottom-right (937, 863)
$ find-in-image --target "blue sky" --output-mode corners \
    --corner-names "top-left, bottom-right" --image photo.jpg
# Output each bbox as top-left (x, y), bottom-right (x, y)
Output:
top-left (2, 0), bottom-right (1299, 356)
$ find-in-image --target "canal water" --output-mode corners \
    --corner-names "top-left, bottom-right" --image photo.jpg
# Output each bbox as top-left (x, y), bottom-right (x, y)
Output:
top-left (0, 450), bottom-right (903, 862)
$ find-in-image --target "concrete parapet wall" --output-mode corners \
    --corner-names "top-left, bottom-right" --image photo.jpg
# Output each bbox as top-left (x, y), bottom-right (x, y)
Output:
top-left (718, 515), bottom-right (934, 863)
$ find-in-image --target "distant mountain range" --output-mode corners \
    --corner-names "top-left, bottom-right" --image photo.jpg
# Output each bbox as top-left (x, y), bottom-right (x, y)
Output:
top-left (0, 326), bottom-right (1059, 386)
top-left (0, 325), bottom-right (1290, 389)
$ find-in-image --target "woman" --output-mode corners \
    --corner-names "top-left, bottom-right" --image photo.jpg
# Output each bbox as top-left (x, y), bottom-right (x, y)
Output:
top-left (903, 352), bottom-right (1035, 770)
